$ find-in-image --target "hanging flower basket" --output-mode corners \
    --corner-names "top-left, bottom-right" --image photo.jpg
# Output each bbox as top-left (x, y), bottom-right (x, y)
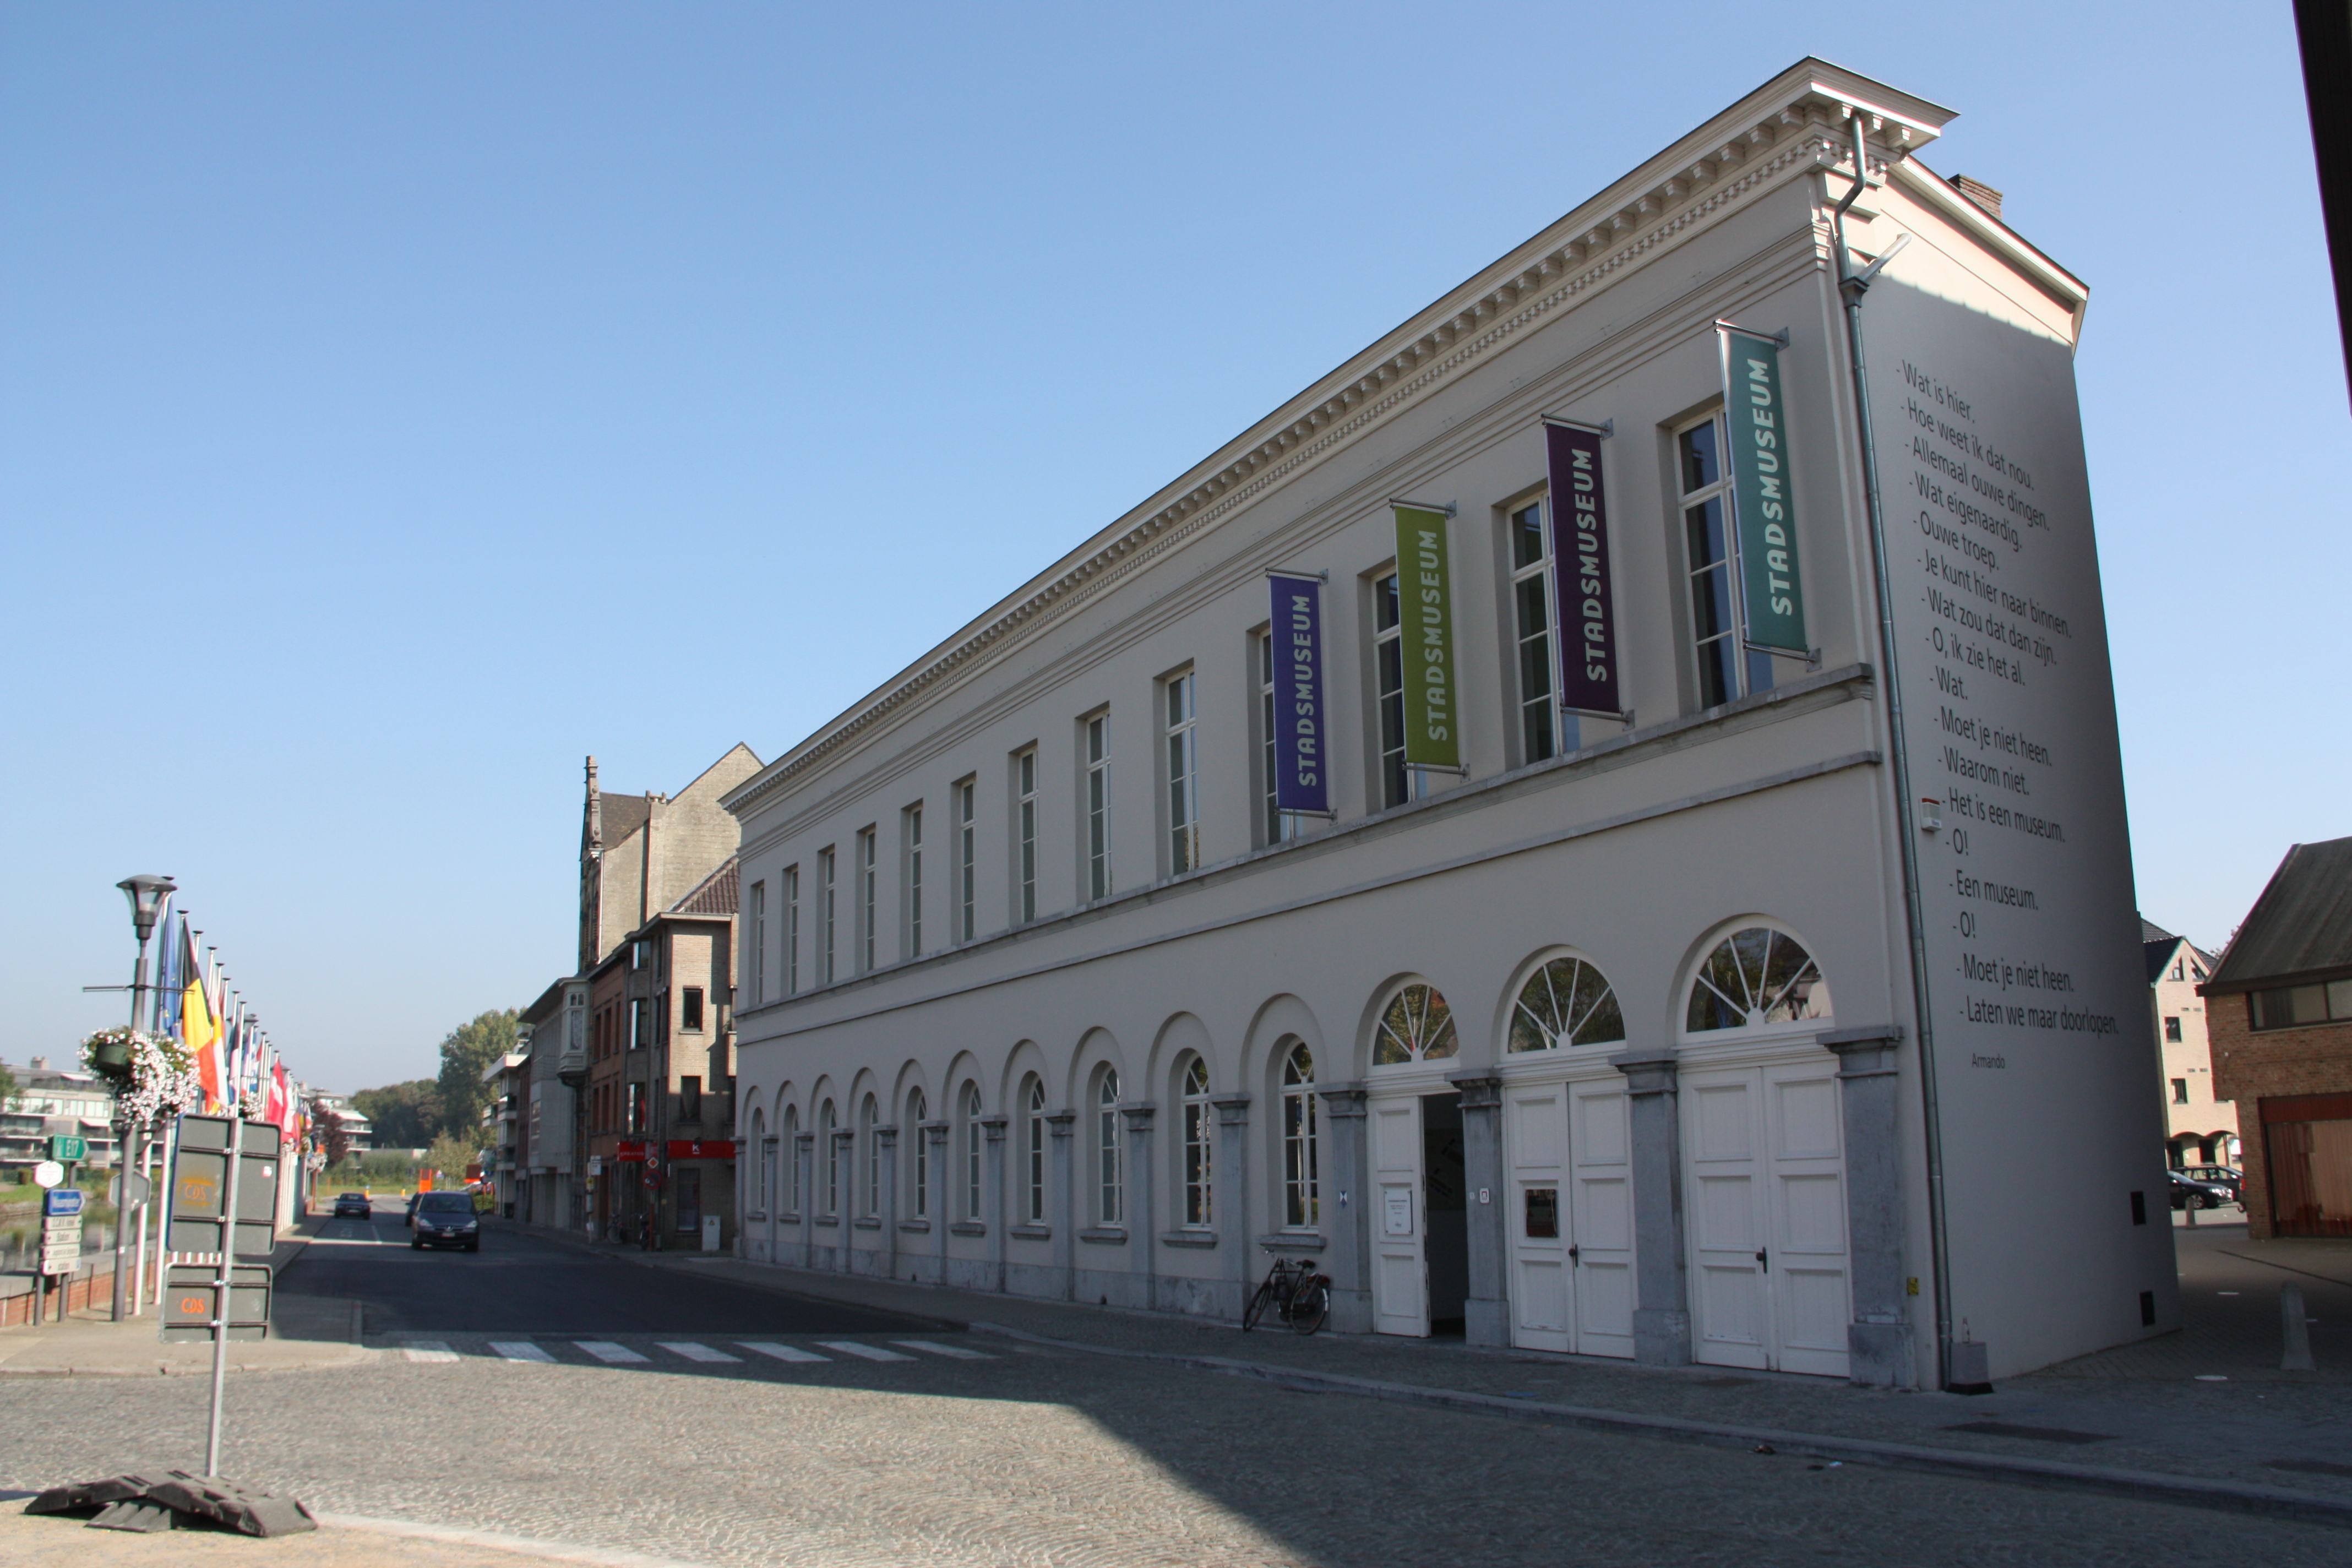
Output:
top-left (78, 1028), bottom-right (203, 1125)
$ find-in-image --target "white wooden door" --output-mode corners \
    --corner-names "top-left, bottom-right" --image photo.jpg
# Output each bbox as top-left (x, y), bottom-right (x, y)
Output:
top-left (1566, 1080), bottom-right (1635, 1358)
top-left (1370, 1096), bottom-right (1427, 1336)
top-left (1506, 1084), bottom-right (1569, 1352)
top-left (1684, 1061), bottom-right (1850, 1375)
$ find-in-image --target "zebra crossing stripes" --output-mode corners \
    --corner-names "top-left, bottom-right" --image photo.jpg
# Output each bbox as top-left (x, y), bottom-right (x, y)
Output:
top-left (891, 1340), bottom-right (993, 1359)
top-left (402, 1341), bottom-right (459, 1363)
top-left (576, 1341), bottom-right (651, 1364)
top-left (489, 1341), bottom-right (556, 1363)
top-left (816, 1341), bottom-right (916, 1362)
top-left (659, 1341), bottom-right (742, 1364)
top-left (739, 1342), bottom-right (830, 1363)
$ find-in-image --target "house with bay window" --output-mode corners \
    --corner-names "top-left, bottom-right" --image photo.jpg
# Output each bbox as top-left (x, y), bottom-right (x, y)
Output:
top-left (726, 59), bottom-right (2172, 1387)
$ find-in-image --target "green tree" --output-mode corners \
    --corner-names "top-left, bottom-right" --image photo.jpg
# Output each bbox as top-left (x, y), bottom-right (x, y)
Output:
top-left (434, 1009), bottom-right (519, 1142)
top-left (421, 1129), bottom-right (481, 1185)
top-left (0, 1060), bottom-right (18, 1113)
top-left (349, 1080), bottom-right (440, 1148)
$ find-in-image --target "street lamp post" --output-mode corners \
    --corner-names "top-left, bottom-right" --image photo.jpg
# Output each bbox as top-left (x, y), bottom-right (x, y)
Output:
top-left (111, 874), bottom-right (175, 1322)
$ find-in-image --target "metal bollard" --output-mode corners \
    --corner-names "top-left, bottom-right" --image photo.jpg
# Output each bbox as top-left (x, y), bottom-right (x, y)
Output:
top-left (2283, 1281), bottom-right (2317, 1372)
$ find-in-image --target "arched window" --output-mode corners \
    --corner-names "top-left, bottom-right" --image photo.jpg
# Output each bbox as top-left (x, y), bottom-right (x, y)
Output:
top-left (860, 1095), bottom-right (879, 1217)
top-left (752, 1108), bottom-right (769, 1214)
top-left (1373, 983), bottom-right (1458, 1064)
top-left (819, 1100), bottom-right (838, 1217)
top-left (782, 1105), bottom-right (800, 1215)
top-left (1097, 1068), bottom-right (1123, 1225)
top-left (1281, 1042), bottom-right (1318, 1229)
top-left (960, 1084), bottom-right (983, 1221)
top-left (1024, 1078), bottom-right (1047, 1223)
top-left (908, 1089), bottom-right (928, 1219)
top-left (1686, 926), bottom-right (1832, 1031)
top-left (1180, 1055), bottom-right (1212, 1228)
top-left (1508, 956), bottom-right (1625, 1052)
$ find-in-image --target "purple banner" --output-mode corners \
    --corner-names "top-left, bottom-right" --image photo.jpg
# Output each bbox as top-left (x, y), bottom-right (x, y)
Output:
top-left (1267, 574), bottom-right (1331, 814)
top-left (1545, 422), bottom-right (1621, 717)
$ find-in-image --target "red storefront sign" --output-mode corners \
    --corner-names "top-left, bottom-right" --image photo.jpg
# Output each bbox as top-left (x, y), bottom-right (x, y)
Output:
top-left (667, 1140), bottom-right (736, 1159)
top-left (613, 1141), bottom-right (647, 1163)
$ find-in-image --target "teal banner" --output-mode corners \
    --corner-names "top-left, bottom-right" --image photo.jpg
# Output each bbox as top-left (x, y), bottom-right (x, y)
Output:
top-left (1721, 329), bottom-right (1808, 655)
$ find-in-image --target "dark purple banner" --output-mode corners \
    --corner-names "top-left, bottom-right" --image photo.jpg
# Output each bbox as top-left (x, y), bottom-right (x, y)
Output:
top-left (1545, 422), bottom-right (1621, 717)
top-left (1267, 574), bottom-right (1331, 814)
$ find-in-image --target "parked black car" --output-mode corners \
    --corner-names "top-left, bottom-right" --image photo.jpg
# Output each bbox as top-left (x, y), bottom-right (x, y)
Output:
top-left (2168, 1169), bottom-right (2233, 1210)
top-left (332, 1191), bottom-right (371, 1218)
top-left (2181, 1165), bottom-right (2243, 1204)
top-left (410, 1191), bottom-right (481, 1251)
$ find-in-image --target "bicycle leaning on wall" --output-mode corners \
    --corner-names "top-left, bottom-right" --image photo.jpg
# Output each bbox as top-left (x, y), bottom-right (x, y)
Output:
top-left (1242, 1246), bottom-right (1332, 1335)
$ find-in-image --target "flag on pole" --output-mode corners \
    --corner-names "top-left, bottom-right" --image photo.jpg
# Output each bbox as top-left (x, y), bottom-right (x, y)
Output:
top-left (183, 929), bottom-right (221, 1111)
top-left (153, 912), bottom-right (184, 1037)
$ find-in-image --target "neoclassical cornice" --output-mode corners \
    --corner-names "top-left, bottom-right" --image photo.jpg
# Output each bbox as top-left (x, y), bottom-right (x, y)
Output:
top-left (723, 59), bottom-right (1950, 821)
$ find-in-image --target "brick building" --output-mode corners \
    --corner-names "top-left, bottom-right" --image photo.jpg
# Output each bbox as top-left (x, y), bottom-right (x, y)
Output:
top-left (2142, 918), bottom-right (2233, 1170)
top-left (2203, 836), bottom-right (2352, 1238)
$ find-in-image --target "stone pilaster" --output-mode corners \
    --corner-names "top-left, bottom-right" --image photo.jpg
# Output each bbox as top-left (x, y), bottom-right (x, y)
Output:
top-left (1821, 1025), bottom-right (1915, 1387)
top-left (1447, 1071), bottom-right (1509, 1347)
top-left (1609, 1048), bottom-right (1691, 1366)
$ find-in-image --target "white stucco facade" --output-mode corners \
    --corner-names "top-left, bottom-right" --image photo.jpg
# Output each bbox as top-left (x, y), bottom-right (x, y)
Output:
top-left (725, 60), bottom-right (2175, 1387)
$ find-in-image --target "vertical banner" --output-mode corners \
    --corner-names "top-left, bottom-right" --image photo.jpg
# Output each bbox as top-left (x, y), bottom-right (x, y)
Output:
top-left (1718, 325), bottom-right (1809, 655)
top-left (1391, 504), bottom-right (1460, 769)
top-left (1266, 573), bottom-right (1331, 814)
top-left (1543, 420), bottom-right (1620, 717)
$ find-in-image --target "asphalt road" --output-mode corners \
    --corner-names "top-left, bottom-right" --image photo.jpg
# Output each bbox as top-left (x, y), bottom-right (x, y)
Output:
top-left (280, 1202), bottom-right (938, 1338)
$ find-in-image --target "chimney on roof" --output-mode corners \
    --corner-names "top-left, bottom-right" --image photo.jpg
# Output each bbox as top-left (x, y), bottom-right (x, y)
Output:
top-left (584, 756), bottom-right (602, 857)
top-left (1953, 176), bottom-right (2004, 221)
top-left (30, 1055), bottom-right (48, 1071)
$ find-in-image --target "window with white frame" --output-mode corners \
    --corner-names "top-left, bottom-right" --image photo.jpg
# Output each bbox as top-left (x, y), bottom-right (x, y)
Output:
top-left (858, 827), bottom-right (878, 972)
top-left (1097, 1068), bottom-right (1123, 1225)
top-left (861, 1095), bottom-right (879, 1217)
top-left (907, 1088), bottom-right (928, 1217)
top-left (1084, 712), bottom-right (1111, 901)
top-left (1507, 498), bottom-right (1569, 765)
top-left (748, 880), bottom-right (766, 1007)
top-left (1025, 1078), bottom-right (1047, 1223)
top-left (956, 778), bottom-right (977, 943)
top-left (1179, 1055), bottom-right (1212, 1228)
top-left (904, 804), bottom-right (924, 959)
top-left (960, 1084), bottom-right (984, 1221)
top-left (782, 1105), bottom-right (800, 1213)
top-left (1258, 631), bottom-right (1304, 846)
top-left (818, 850), bottom-right (836, 986)
top-left (783, 864), bottom-right (801, 995)
top-left (1373, 572), bottom-right (1417, 809)
top-left (1164, 671), bottom-right (1200, 874)
top-left (1014, 748), bottom-right (1038, 924)
top-left (820, 1100), bottom-right (839, 1216)
top-left (1678, 413), bottom-right (1773, 709)
top-left (1281, 1042), bottom-right (1319, 1229)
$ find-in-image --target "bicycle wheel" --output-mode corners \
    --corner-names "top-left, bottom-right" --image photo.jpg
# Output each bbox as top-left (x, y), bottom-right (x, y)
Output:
top-left (1243, 1275), bottom-right (1280, 1331)
top-left (1288, 1277), bottom-right (1331, 1336)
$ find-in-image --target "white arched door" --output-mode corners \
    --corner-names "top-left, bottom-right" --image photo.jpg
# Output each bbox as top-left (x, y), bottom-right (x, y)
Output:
top-left (1370, 1094), bottom-right (1426, 1336)
top-left (1505, 1075), bottom-right (1634, 1357)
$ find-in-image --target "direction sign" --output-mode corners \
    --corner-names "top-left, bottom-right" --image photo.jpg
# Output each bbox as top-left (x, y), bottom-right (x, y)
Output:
top-left (31, 1161), bottom-right (63, 1189)
top-left (42, 1213), bottom-right (79, 1234)
top-left (40, 1251), bottom-right (80, 1276)
top-left (43, 1188), bottom-right (84, 1218)
top-left (111, 1171), bottom-right (153, 1207)
top-left (50, 1134), bottom-right (88, 1162)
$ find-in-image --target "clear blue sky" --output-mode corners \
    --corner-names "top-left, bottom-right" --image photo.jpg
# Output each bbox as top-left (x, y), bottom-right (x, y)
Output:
top-left (4, 3), bottom-right (2339, 1092)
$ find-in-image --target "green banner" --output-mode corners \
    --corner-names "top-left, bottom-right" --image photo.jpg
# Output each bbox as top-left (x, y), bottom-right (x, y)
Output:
top-left (1722, 330), bottom-right (1809, 655)
top-left (1392, 504), bottom-right (1460, 769)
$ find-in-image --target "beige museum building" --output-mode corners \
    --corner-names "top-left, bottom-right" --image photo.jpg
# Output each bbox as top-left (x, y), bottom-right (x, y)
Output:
top-left (726, 60), bottom-right (2175, 1387)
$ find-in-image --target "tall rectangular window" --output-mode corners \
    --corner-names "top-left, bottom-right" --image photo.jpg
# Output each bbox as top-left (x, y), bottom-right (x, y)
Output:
top-left (680, 1075), bottom-right (702, 1122)
top-left (1258, 633), bottom-right (1304, 846)
top-left (783, 864), bottom-right (801, 995)
top-left (629, 998), bottom-right (647, 1050)
top-left (1509, 498), bottom-right (1564, 764)
top-left (681, 987), bottom-right (704, 1032)
top-left (625, 1082), bottom-right (645, 1133)
top-left (858, 827), bottom-right (877, 971)
top-left (818, 848), bottom-right (837, 986)
top-left (1164, 671), bottom-right (1200, 874)
top-left (1678, 415), bottom-right (1773, 708)
top-left (956, 779), bottom-right (977, 943)
top-left (748, 880), bottom-right (766, 1006)
top-left (1014, 749), bottom-right (1038, 924)
top-left (1374, 572), bottom-right (1416, 809)
top-left (904, 804), bottom-right (924, 959)
top-left (1085, 712), bottom-right (1111, 901)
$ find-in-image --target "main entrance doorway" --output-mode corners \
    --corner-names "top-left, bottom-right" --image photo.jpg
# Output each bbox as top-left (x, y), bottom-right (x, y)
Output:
top-left (1369, 1091), bottom-right (1471, 1336)
top-left (1504, 1075), bottom-right (1635, 1356)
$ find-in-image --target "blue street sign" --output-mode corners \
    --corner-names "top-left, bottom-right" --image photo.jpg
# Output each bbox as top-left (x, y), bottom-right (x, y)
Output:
top-left (44, 1188), bottom-right (84, 1218)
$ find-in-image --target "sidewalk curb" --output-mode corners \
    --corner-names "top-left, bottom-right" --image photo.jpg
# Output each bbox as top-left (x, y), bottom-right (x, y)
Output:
top-left (965, 1321), bottom-right (2352, 1529)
